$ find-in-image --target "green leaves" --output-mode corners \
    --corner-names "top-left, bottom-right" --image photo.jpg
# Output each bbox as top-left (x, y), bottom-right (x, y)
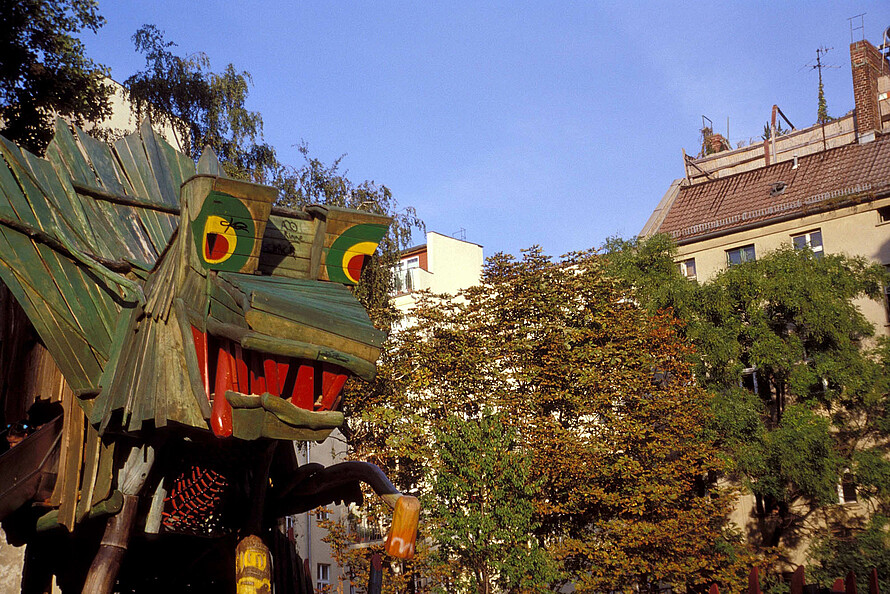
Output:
top-left (427, 411), bottom-right (557, 594)
top-left (605, 234), bottom-right (890, 561)
top-left (0, 0), bottom-right (112, 153)
top-left (125, 25), bottom-right (277, 181)
top-left (348, 248), bottom-right (740, 592)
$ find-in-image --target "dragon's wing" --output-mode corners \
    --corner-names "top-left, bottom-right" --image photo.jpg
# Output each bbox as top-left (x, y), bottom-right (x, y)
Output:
top-left (0, 119), bottom-right (193, 395)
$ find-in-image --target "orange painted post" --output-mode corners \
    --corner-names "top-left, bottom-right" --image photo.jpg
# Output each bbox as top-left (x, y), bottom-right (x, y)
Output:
top-left (384, 495), bottom-right (420, 559)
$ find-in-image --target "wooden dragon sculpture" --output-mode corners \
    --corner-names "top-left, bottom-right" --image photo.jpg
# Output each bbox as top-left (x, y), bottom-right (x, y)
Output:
top-left (0, 119), bottom-right (418, 593)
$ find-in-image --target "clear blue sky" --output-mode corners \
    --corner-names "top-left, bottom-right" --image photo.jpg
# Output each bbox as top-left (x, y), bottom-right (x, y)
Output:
top-left (84, 2), bottom-right (889, 257)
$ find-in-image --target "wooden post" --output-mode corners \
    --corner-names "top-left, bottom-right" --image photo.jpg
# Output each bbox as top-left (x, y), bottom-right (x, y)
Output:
top-left (81, 445), bottom-right (154, 594)
top-left (367, 553), bottom-right (383, 594)
top-left (749, 567), bottom-right (762, 594)
top-left (236, 535), bottom-right (272, 594)
top-left (847, 571), bottom-right (858, 594)
top-left (790, 566), bottom-right (805, 594)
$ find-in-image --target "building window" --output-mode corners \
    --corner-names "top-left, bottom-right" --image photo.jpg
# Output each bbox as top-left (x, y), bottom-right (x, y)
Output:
top-left (678, 258), bottom-right (696, 280)
top-left (838, 472), bottom-right (857, 503)
top-left (792, 229), bottom-right (823, 257)
top-left (317, 563), bottom-right (330, 591)
top-left (726, 244), bottom-right (756, 266)
top-left (878, 205), bottom-right (890, 223)
top-left (316, 507), bottom-right (329, 521)
top-left (392, 256), bottom-right (420, 294)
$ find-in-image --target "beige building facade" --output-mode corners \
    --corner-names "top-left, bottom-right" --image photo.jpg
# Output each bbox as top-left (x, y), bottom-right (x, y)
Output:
top-left (641, 36), bottom-right (890, 565)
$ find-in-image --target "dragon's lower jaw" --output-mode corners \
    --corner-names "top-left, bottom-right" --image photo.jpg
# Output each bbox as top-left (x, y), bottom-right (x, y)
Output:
top-left (191, 330), bottom-right (349, 439)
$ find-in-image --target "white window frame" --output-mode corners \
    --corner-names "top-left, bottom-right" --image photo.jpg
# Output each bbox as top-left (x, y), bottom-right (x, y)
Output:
top-left (792, 229), bottom-right (823, 257)
top-left (317, 563), bottom-right (331, 591)
top-left (678, 258), bottom-right (696, 280)
top-left (726, 244), bottom-right (756, 266)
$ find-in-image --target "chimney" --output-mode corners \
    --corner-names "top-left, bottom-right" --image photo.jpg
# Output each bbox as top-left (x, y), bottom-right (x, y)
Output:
top-left (850, 38), bottom-right (889, 141)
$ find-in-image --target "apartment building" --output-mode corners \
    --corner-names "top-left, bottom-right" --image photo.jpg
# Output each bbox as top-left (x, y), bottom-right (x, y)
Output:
top-left (641, 35), bottom-right (890, 337)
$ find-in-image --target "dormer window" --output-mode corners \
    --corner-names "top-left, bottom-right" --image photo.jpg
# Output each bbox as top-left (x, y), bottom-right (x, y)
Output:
top-left (770, 181), bottom-right (787, 197)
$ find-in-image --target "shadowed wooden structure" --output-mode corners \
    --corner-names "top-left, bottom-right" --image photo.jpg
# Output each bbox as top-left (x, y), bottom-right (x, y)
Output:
top-left (0, 119), bottom-right (417, 593)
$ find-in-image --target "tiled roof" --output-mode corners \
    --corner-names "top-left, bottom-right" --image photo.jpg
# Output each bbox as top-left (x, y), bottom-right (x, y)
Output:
top-left (657, 133), bottom-right (890, 242)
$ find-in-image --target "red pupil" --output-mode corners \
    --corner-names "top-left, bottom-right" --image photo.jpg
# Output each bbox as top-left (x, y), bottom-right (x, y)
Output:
top-left (206, 233), bottom-right (230, 260)
top-left (347, 254), bottom-right (367, 280)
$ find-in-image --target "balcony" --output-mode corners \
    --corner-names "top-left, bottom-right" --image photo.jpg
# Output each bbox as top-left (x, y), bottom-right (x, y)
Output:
top-left (391, 267), bottom-right (433, 295)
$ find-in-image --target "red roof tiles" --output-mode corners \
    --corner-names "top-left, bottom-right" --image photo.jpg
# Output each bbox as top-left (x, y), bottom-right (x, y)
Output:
top-left (657, 134), bottom-right (890, 241)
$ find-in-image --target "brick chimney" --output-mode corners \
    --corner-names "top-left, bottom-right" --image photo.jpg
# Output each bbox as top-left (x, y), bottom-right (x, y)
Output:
top-left (850, 39), bottom-right (889, 140)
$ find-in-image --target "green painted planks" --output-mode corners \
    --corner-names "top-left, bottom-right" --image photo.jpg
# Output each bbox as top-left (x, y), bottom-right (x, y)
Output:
top-left (46, 119), bottom-right (97, 188)
top-left (249, 289), bottom-right (385, 348)
top-left (140, 120), bottom-right (178, 208)
top-left (75, 128), bottom-right (129, 196)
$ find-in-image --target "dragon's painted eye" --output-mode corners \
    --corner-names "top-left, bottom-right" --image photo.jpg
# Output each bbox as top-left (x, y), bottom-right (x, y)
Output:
top-left (192, 192), bottom-right (257, 272)
top-left (325, 224), bottom-right (388, 285)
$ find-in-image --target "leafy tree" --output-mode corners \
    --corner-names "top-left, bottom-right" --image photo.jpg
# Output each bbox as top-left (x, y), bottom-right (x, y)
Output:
top-left (810, 514), bottom-right (890, 592)
top-left (604, 235), bottom-right (890, 561)
top-left (427, 411), bottom-right (557, 594)
top-left (342, 248), bottom-right (748, 593)
top-left (125, 24), bottom-right (277, 180)
top-left (0, 0), bottom-right (113, 153)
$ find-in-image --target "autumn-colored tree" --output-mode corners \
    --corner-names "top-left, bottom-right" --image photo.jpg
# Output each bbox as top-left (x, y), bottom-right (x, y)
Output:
top-left (335, 248), bottom-right (748, 593)
top-left (604, 235), bottom-right (890, 576)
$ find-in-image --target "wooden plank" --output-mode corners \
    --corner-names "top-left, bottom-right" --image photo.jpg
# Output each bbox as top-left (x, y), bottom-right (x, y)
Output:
top-left (308, 217), bottom-right (327, 279)
top-left (245, 308), bottom-right (381, 364)
top-left (0, 264), bottom-right (94, 392)
top-left (256, 257), bottom-right (312, 278)
top-left (128, 323), bottom-right (157, 432)
top-left (117, 133), bottom-right (171, 239)
top-left (90, 440), bottom-right (115, 506)
top-left (157, 134), bottom-right (193, 192)
top-left (58, 383), bottom-right (85, 530)
top-left (0, 150), bottom-right (115, 353)
top-left (0, 138), bottom-right (44, 227)
top-left (197, 146), bottom-right (222, 176)
top-left (141, 120), bottom-right (179, 208)
top-left (173, 299), bottom-right (212, 419)
top-left (0, 157), bottom-right (118, 352)
top-left (19, 150), bottom-right (95, 251)
top-left (136, 208), bottom-right (173, 255)
top-left (210, 297), bottom-right (249, 327)
top-left (0, 223), bottom-right (100, 364)
top-left (76, 128), bottom-right (129, 196)
top-left (112, 135), bottom-right (154, 202)
top-left (46, 119), bottom-right (96, 188)
top-left (250, 290), bottom-right (385, 347)
top-left (157, 312), bottom-right (206, 429)
top-left (75, 424), bottom-right (103, 521)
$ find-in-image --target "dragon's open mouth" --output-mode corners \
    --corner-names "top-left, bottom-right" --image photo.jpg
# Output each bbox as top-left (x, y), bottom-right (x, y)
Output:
top-left (190, 327), bottom-right (348, 438)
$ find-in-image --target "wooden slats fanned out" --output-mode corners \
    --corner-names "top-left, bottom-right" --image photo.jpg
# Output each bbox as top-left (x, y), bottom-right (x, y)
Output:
top-left (0, 119), bottom-right (193, 395)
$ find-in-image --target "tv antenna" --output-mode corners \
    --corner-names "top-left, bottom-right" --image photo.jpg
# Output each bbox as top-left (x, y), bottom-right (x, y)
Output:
top-left (848, 13), bottom-right (865, 43)
top-left (803, 46), bottom-right (839, 150)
